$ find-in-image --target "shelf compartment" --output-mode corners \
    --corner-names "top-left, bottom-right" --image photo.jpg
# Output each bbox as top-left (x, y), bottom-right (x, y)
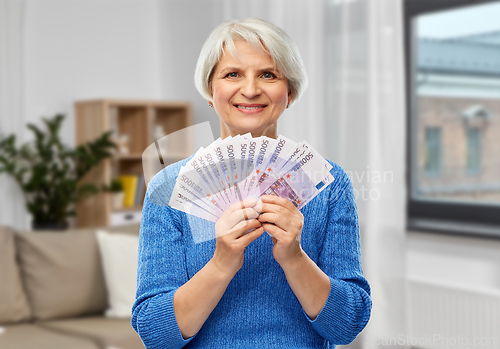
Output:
top-left (115, 106), bottom-right (150, 155)
top-left (75, 99), bottom-right (192, 228)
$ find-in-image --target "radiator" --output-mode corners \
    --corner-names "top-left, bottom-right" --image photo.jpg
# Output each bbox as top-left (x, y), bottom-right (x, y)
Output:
top-left (408, 279), bottom-right (500, 349)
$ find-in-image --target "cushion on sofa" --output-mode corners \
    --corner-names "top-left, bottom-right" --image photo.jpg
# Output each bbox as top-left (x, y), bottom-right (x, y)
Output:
top-left (15, 229), bottom-right (108, 320)
top-left (96, 230), bottom-right (139, 318)
top-left (39, 316), bottom-right (144, 349)
top-left (105, 224), bottom-right (140, 235)
top-left (0, 227), bottom-right (32, 324)
top-left (0, 324), bottom-right (99, 349)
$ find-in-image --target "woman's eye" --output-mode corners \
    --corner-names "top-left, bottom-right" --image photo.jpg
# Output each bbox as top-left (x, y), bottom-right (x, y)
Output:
top-left (262, 72), bottom-right (277, 79)
top-left (225, 72), bottom-right (239, 78)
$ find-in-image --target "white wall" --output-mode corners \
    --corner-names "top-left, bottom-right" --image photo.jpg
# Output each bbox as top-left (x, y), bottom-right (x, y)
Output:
top-left (158, 0), bottom-right (222, 137)
top-left (407, 231), bottom-right (500, 291)
top-left (24, 0), bottom-right (162, 145)
top-left (0, 0), bottom-right (163, 229)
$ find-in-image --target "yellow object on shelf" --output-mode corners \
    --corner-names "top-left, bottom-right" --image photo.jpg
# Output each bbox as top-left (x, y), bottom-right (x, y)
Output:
top-left (119, 175), bottom-right (138, 208)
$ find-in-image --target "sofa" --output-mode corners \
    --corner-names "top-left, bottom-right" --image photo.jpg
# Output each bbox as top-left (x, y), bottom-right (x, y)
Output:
top-left (0, 223), bottom-right (145, 349)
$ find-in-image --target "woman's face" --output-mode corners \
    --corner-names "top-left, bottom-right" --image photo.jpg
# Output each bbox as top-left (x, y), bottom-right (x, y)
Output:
top-left (210, 40), bottom-right (291, 139)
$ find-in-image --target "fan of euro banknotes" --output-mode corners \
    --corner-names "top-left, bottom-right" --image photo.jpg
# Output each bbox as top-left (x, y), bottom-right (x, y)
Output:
top-left (169, 134), bottom-right (335, 222)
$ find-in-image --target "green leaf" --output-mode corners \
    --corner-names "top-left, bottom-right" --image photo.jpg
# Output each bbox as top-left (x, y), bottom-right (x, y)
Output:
top-left (1, 114), bottom-right (115, 225)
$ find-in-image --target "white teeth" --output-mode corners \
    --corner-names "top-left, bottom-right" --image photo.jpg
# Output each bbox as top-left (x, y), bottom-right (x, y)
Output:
top-left (236, 105), bottom-right (265, 109)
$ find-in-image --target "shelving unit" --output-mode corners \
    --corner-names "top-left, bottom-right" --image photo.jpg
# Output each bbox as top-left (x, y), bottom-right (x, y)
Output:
top-left (75, 99), bottom-right (193, 228)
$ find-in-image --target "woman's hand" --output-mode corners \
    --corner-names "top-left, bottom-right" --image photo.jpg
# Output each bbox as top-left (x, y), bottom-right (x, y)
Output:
top-left (257, 195), bottom-right (304, 266)
top-left (212, 198), bottom-right (265, 277)
top-left (175, 198), bottom-right (263, 339)
top-left (257, 195), bottom-right (330, 319)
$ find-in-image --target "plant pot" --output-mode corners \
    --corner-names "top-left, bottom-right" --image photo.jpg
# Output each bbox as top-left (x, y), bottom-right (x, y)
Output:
top-left (112, 192), bottom-right (125, 210)
top-left (32, 221), bottom-right (69, 231)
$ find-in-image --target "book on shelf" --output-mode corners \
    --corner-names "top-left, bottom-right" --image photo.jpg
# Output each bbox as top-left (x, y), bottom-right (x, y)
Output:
top-left (119, 175), bottom-right (138, 208)
top-left (118, 174), bottom-right (145, 209)
top-left (134, 174), bottom-right (145, 207)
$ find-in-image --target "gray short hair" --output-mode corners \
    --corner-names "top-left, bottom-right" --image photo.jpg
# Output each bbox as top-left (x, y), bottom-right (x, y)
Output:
top-left (194, 18), bottom-right (308, 104)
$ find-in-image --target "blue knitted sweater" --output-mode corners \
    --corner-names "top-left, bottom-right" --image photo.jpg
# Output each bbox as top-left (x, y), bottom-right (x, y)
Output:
top-left (131, 157), bottom-right (371, 349)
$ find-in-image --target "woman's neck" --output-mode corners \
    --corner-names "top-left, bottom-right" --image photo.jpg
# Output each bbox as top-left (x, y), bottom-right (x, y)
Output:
top-left (219, 121), bottom-right (278, 139)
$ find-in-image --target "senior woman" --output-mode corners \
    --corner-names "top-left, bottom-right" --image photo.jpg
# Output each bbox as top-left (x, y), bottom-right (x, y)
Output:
top-left (132, 18), bottom-right (371, 348)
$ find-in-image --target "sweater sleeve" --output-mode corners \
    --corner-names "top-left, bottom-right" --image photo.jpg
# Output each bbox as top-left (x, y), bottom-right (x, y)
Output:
top-left (304, 165), bottom-right (372, 345)
top-left (131, 172), bottom-right (196, 349)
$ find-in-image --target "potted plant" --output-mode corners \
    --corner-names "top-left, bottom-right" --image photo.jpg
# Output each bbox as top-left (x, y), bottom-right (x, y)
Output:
top-left (0, 114), bottom-right (116, 230)
top-left (103, 178), bottom-right (124, 210)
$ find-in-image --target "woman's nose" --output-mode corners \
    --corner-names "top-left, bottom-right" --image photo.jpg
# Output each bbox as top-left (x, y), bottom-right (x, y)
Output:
top-left (240, 78), bottom-right (261, 98)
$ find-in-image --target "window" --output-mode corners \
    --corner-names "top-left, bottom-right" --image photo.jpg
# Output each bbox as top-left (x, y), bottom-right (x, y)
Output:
top-left (405, 0), bottom-right (500, 237)
top-left (424, 127), bottom-right (441, 175)
top-left (466, 127), bottom-right (481, 175)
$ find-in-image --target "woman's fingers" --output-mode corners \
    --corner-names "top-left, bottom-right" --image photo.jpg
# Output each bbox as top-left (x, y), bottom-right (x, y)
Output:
top-left (232, 218), bottom-right (262, 235)
top-left (212, 199), bottom-right (266, 276)
top-left (223, 199), bottom-right (259, 223)
top-left (258, 212), bottom-right (293, 231)
top-left (258, 195), bottom-right (304, 231)
top-left (216, 195), bottom-right (304, 243)
top-left (238, 197), bottom-right (259, 209)
top-left (261, 221), bottom-right (286, 239)
top-left (237, 225), bottom-right (265, 246)
top-left (260, 195), bottom-right (296, 214)
top-left (225, 207), bottom-right (260, 226)
top-left (216, 198), bottom-right (258, 229)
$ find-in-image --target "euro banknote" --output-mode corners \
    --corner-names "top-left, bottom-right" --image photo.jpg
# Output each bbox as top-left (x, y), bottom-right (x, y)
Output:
top-left (168, 134), bottom-right (335, 221)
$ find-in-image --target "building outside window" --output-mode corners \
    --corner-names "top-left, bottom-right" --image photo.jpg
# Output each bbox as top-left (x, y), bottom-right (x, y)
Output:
top-left (405, 0), bottom-right (500, 235)
top-left (466, 127), bottom-right (481, 175)
top-left (424, 127), bottom-right (441, 176)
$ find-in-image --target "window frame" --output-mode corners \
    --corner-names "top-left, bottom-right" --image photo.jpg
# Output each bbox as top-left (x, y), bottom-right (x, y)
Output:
top-left (404, 0), bottom-right (500, 238)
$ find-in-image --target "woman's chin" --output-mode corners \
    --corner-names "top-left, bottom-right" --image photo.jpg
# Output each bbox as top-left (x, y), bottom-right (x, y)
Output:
top-left (227, 121), bottom-right (277, 137)
top-left (234, 127), bottom-right (271, 138)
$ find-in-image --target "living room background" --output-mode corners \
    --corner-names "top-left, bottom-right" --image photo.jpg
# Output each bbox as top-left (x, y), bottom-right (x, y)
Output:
top-left (1, 1), bottom-right (500, 349)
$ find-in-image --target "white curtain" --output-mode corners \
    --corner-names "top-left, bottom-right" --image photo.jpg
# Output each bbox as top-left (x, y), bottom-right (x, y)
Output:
top-left (325, 0), bottom-right (407, 348)
top-left (0, 0), bottom-right (27, 230)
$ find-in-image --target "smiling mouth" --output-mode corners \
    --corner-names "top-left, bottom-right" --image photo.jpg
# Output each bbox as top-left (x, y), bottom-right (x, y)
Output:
top-left (234, 104), bottom-right (267, 110)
